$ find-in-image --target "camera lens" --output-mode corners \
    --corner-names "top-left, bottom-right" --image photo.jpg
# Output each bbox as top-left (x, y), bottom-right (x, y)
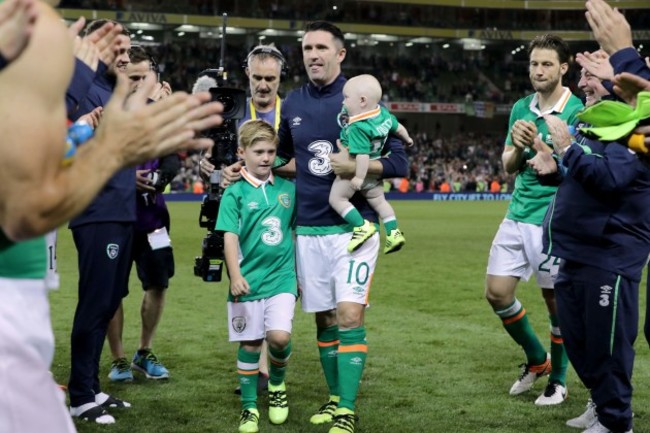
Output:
top-left (217, 95), bottom-right (235, 114)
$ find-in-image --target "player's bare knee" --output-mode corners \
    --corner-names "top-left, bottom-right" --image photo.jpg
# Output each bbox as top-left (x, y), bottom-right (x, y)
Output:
top-left (337, 304), bottom-right (364, 329)
top-left (266, 331), bottom-right (291, 351)
top-left (485, 278), bottom-right (516, 309)
top-left (315, 309), bottom-right (337, 329)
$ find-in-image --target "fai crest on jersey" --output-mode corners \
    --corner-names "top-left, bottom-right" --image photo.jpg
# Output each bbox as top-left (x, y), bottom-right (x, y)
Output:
top-left (106, 243), bottom-right (119, 259)
top-left (232, 316), bottom-right (246, 333)
top-left (278, 193), bottom-right (291, 208)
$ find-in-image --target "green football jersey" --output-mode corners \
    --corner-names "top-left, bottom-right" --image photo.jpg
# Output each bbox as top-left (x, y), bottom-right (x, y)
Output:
top-left (0, 229), bottom-right (47, 279)
top-left (340, 105), bottom-right (398, 159)
top-left (216, 169), bottom-right (297, 302)
top-left (505, 88), bottom-right (584, 224)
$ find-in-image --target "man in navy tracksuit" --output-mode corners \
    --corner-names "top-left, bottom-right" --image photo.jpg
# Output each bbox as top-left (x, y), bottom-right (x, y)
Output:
top-left (543, 128), bottom-right (650, 433)
top-left (541, 43), bottom-right (650, 431)
top-left (67, 19), bottom-right (133, 425)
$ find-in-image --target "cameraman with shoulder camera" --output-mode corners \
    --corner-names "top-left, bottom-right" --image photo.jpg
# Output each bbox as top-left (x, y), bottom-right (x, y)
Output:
top-left (198, 44), bottom-right (287, 395)
top-left (199, 44), bottom-right (285, 181)
top-left (105, 45), bottom-right (176, 384)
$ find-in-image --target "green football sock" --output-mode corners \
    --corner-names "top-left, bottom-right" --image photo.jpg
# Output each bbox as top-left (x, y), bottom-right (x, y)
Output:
top-left (269, 340), bottom-right (292, 386)
top-left (383, 217), bottom-right (398, 234)
top-left (317, 325), bottom-right (340, 397)
top-left (549, 314), bottom-right (568, 385)
top-left (495, 299), bottom-right (546, 365)
top-left (237, 347), bottom-right (260, 410)
top-left (342, 207), bottom-right (364, 227)
top-left (337, 327), bottom-right (367, 412)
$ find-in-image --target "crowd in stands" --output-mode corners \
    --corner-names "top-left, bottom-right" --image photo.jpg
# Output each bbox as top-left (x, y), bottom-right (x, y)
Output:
top-left (169, 131), bottom-right (513, 194)
top-left (59, 0), bottom-right (650, 32)
top-left (136, 38), bottom-right (583, 106)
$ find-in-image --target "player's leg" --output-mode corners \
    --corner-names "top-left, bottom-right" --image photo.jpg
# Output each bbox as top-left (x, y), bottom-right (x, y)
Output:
top-left (329, 176), bottom-right (365, 227)
top-left (297, 235), bottom-right (340, 425)
top-left (554, 262), bottom-right (598, 429)
top-left (0, 278), bottom-right (77, 433)
top-left (330, 232), bottom-right (379, 433)
top-left (364, 185), bottom-right (404, 254)
top-left (132, 241), bottom-right (173, 379)
top-left (228, 300), bottom-right (265, 433)
top-left (106, 303), bottom-right (132, 382)
top-left (485, 219), bottom-right (549, 396)
top-left (330, 177), bottom-right (376, 252)
top-left (535, 288), bottom-right (568, 405)
top-left (525, 223), bottom-right (568, 405)
top-left (237, 341), bottom-right (262, 433)
top-left (559, 262), bottom-right (637, 432)
top-left (69, 223), bottom-right (132, 423)
top-left (264, 293), bottom-right (296, 425)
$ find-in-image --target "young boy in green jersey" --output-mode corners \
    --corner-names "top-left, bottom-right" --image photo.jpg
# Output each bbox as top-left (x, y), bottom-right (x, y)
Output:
top-left (329, 74), bottom-right (413, 254)
top-left (216, 119), bottom-right (297, 433)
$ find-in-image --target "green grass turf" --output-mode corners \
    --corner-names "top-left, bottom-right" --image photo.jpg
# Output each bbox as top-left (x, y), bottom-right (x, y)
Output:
top-left (49, 201), bottom-right (650, 433)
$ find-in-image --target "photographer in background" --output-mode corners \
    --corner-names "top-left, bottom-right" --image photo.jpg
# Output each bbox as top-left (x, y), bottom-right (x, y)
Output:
top-left (199, 44), bottom-right (285, 182)
top-left (197, 44), bottom-right (287, 394)
top-left (106, 45), bottom-right (177, 383)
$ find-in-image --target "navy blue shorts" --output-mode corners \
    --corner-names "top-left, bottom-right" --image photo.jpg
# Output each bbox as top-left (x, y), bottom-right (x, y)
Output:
top-left (132, 231), bottom-right (175, 290)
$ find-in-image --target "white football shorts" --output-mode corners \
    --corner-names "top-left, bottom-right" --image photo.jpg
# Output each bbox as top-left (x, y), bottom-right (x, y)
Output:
top-left (227, 292), bottom-right (296, 342)
top-left (297, 232), bottom-right (379, 313)
top-left (486, 218), bottom-right (558, 288)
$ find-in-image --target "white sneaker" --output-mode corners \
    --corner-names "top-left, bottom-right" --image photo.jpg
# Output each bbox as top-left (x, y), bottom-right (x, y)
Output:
top-left (567, 399), bottom-right (597, 429)
top-left (509, 354), bottom-right (552, 395)
top-left (534, 381), bottom-right (567, 406)
top-left (582, 420), bottom-right (632, 433)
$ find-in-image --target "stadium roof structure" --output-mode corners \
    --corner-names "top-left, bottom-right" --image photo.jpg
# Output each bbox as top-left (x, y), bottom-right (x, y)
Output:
top-left (369, 0), bottom-right (648, 9)
top-left (57, 2), bottom-right (650, 46)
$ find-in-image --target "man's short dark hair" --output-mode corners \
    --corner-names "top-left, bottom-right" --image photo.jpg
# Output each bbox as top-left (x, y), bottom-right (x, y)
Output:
top-left (84, 19), bottom-right (130, 38)
top-left (128, 45), bottom-right (159, 76)
top-left (128, 45), bottom-right (150, 65)
top-left (528, 34), bottom-right (571, 65)
top-left (304, 21), bottom-right (345, 47)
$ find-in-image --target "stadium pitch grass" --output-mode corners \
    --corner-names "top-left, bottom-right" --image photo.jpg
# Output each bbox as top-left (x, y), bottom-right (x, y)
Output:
top-left (49, 201), bottom-right (650, 433)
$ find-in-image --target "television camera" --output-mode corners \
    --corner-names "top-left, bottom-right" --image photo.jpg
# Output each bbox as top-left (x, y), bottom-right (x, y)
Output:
top-left (193, 14), bottom-right (246, 282)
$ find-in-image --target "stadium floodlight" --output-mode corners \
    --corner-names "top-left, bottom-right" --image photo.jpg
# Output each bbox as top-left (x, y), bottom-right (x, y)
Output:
top-left (461, 38), bottom-right (482, 50)
top-left (176, 24), bottom-right (200, 32)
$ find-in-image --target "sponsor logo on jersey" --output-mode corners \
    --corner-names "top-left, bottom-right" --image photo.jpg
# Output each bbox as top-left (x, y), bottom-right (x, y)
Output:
top-left (599, 285), bottom-right (612, 307)
top-left (292, 116), bottom-right (302, 127)
top-left (106, 243), bottom-right (119, 259)
top-left (232, 316), bottom-right (247, 333)
top-left (248, 201), bottom-right (259, 210)
top-left (278, 193), bottom-right (291, 208)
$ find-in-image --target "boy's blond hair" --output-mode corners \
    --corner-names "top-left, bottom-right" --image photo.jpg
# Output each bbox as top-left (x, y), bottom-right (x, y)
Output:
top-left (238, 119), bottom-right (279, 149)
